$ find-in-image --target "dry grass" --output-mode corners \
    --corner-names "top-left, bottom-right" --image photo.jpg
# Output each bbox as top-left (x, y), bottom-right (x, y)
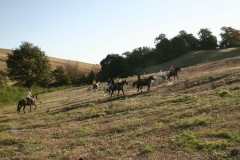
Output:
top-left (0, 48), bottom-right (100, 74)
top-left (0, 48), bottom-right (240, 160)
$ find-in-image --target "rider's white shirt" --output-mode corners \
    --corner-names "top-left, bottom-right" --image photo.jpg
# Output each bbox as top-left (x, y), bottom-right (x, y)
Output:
top-left (26, 91), bottom-right (32, 98)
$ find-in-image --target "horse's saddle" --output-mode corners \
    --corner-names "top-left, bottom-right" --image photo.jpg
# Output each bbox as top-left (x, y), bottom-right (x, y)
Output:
top-left (26, 98), bottom-right (34, 104)
top-left (159, 75), bottom-right (166, 80)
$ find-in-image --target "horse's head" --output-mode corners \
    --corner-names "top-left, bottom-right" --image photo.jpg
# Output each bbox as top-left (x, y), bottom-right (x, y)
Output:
top-left (148, 76), bottom-right (155, 81)
top-left (35, 94), bottom-right (38, 100)
top-left (33, 94), bottom-right (38, 100)
top-left (122, 79), bottom-right (128, 85)
top-left (175, 67), bottom-right (181, 72)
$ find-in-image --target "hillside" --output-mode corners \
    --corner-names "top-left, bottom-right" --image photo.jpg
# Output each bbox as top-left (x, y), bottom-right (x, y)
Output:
top-left (143, 47), bottom-right (240, 74)
top-left (0, 48), bottom-right (240, 159)
top-left (0, 48), bottom-right (100, 74)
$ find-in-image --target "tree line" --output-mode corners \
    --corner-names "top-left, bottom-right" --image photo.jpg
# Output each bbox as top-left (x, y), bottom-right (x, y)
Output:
top-left (97, 26), bottom-right (240, 81)
top-left (1, 26), bottom-right (240, 87)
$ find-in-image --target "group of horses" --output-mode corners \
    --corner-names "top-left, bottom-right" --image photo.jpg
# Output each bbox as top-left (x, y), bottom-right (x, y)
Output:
top-left (17, 67), bottom-right (181, 113)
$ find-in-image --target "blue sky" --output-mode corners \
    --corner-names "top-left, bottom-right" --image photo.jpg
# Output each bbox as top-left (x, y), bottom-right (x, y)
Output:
top-left (0, 0), bottom-right (239, 64)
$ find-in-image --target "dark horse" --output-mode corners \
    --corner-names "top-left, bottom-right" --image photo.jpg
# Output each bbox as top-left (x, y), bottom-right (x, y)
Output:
top-left (167, 67), bottom-right (181, 81)
top-left (17, 94), bottom-right (38, 114)
top-left (137, 76), bottom-right (155, 92)
top-left (109, 79), bottom-right (128, 97)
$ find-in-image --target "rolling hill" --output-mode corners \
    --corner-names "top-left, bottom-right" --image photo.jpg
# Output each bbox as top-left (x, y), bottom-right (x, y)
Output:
top-left (0, 48), bottom-right (100, 74)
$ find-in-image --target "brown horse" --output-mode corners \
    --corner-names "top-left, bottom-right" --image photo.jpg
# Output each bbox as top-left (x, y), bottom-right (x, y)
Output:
top-left (137, 76), bottom-right (155, 92)
top-left (167, 67), bottom-right (181, 81)
top-left (109, 79), bottom-right (128, 97)
top-left (17, 94), bottom-right (38, 114)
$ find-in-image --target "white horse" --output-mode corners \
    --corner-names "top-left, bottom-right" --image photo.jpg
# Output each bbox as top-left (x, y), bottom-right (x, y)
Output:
top-left (87, 82), bottom-right (101, 92)
top-left (103, 84), bottom-right (111, 93)
top-left (153, 71), bottom-right (167, 86)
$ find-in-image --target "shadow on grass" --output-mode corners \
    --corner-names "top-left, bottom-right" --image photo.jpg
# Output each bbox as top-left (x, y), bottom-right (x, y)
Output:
top-left (49, 91), bottom-right (150, 115)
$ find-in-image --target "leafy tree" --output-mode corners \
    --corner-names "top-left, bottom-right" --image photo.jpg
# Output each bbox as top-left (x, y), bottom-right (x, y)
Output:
top-left (178, 30), bottom-right (198, 50)
top-left (154, 34), bottom-right (167, 44)
top-left (6, 42), bottom-right (52, 87)
top-left (171, 36), bottom-right (189, 57)
top-left (87, 70), bottom-right (96, 84)
top-left (98, 54), bottom-right (130, 81)
top-left (219, 26), bottom-right (240, 49)
top-left (155, 36), bottom-right (172, 62)
top-left (52, 66), bottom-right (71, 86)
top-left (124, 47), bottom-right (151, 70)
top-left (197, 28), bottom-right (218, 50)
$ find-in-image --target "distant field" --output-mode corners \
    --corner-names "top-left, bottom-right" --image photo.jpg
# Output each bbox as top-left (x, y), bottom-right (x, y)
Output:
top-left (0, 48), bottom-right (100, 74)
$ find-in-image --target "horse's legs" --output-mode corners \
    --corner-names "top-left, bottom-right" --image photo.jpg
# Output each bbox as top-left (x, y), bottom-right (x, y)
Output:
top-left (17, 103), bottom-right (21, 113)
top-left (147, 85), bottom-right (150, 91)
top-left (23, 105), bottom-right (26, 114)
top-left (140, 86), bottom-right (143, 92)
top-left (122, 89), bottom-right (125, 95)
top-left (110, 90), bottom-right (114, 97)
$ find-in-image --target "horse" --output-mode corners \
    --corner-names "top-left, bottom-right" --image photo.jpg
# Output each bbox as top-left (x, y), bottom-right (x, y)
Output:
top-left (17, 94), bottom-right (38, 114)
top-left (136, 76), bottom-right (155, 92)
top-left (153, 75), bottom-right (166, 85)
top-left (167, 67), bottom-right (181, 81)
top-left (154, 71), bottom-right (168, 85)
top-left (109, 79), bottom-right (128, 97)
top-left (132, 79), bottom-right (155, 88)
top-left (87, 82), bottom-right (101, 92)
top-left (103, 83), bottom-right (111, 93)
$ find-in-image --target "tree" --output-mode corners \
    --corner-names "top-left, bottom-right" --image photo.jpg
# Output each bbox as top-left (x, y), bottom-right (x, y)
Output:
top-left (87, 70), bottom-right (96, 84)
top-left (52, 66), bottom-right (71, 86)
top-left (219, 26), bottom-right (240, 49)
top-left (178, 30), bottom-right (198, 50)
top-left (154, 33), bottom-right (167, 44)
top-left (98, 54), bottom-right (130, 81)
top-left (171, 36), bottom-right (188, 57)
top-left (155, 37), bottom-right (172, 62)
top-left (6, 42), bottom-right (52, 87)
top-left (197, 28), bottom-right (218, 50)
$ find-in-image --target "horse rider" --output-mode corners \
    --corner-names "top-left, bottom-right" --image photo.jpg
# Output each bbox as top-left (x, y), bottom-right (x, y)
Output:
top-left (138, 74), bottom-right (141, 81)
top-left (142, 73), bottom-right (146, 80)
top-left (107, 78), bottom-right (112, 86)
top-left (115, 76), bottom-right (122, 83)
top-left (26, 89), bottom-right (34, 104)
top-left (111, 77), bottom-right (115, 85)
top-left (92, 79), bottom-right (97, 89)
top-left (170, 65), bottom-right (175, 73)
top-left (159, 69), bottom-right (162, 76)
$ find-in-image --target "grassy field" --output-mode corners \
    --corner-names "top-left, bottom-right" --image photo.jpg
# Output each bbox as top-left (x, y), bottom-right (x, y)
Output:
top-left (0, 48), bottom-right (240, 160)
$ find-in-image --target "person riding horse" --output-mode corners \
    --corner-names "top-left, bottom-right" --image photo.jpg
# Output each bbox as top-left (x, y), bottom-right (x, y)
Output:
top-left (107, 78), bottom-right (112, 86)
top-left (92, 79), bottom-right (97, 89)
top-left (142, 73), bottom-right (146, 80)
top-left (26, 89), bottom-right (34, 104)
top-left (114, 76), bottom-right (122, 89)
top-left (170, 65), bottom-right (175, 74)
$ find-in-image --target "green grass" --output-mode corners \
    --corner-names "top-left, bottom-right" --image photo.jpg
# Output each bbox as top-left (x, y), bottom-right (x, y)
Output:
top-left (1, 83), bottom-right (240, 159)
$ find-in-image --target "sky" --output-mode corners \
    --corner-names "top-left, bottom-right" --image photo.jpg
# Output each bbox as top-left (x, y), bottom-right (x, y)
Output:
top-left (0, 0), bottom-right (239, 64)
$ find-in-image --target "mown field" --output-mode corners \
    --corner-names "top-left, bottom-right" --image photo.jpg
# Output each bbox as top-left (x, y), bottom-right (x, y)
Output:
top-left (0, 48), bottom-right (240, 160)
